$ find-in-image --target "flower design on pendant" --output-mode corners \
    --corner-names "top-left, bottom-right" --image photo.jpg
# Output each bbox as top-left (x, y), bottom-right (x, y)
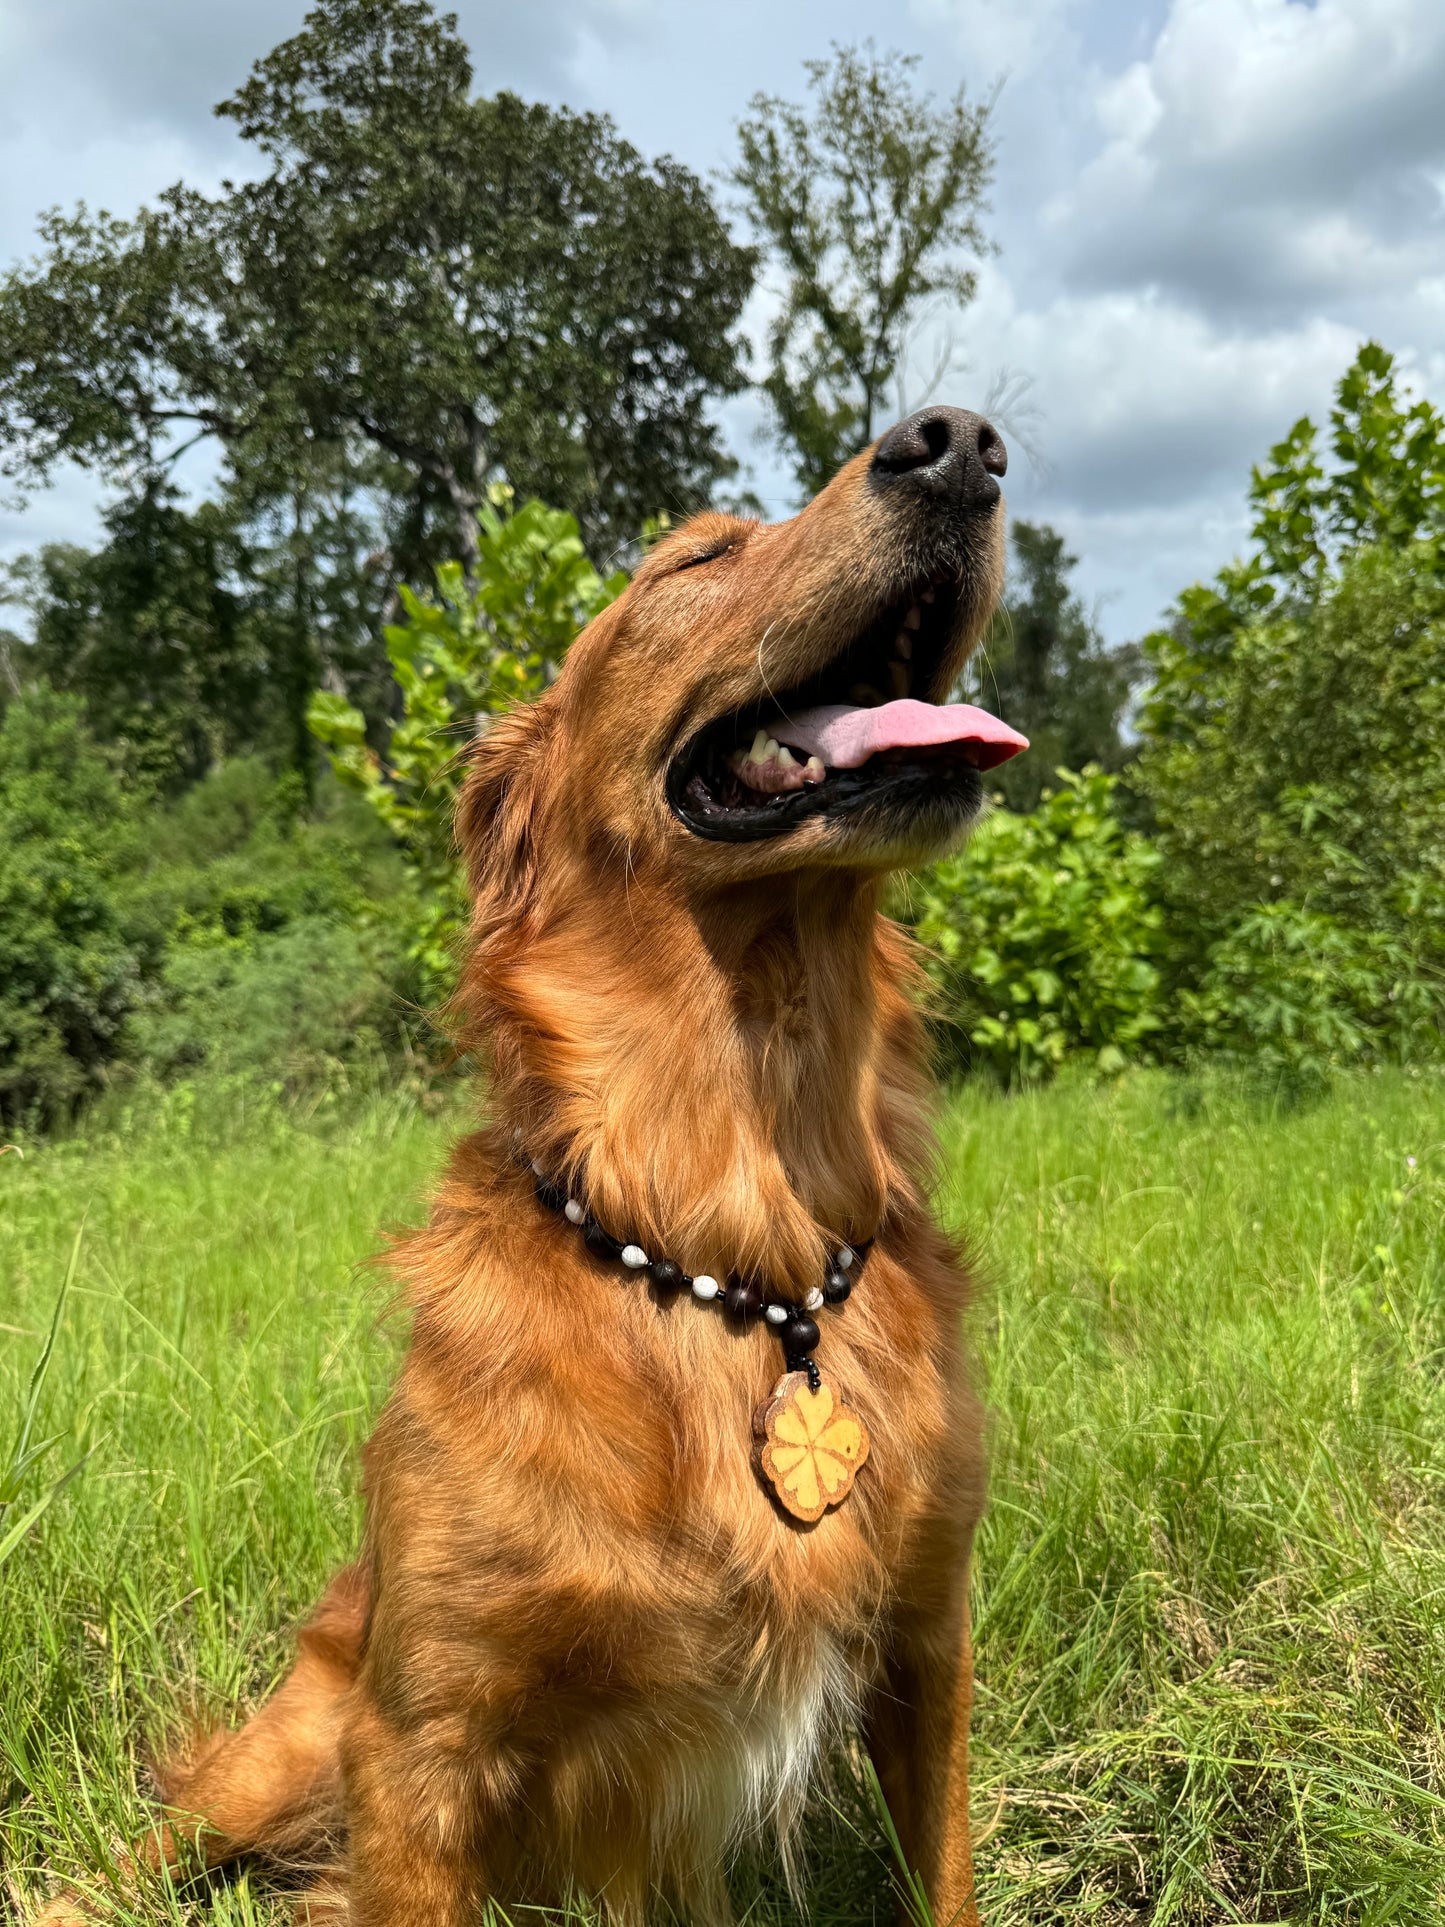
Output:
top-left (753, 1370), bottom-right (870, 1523)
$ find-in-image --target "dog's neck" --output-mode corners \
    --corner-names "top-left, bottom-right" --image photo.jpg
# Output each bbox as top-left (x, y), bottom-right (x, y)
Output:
top-left (481, 866), bottom-right (932, 1297)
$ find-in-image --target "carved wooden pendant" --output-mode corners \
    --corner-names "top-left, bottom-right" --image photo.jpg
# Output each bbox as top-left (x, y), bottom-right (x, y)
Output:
top-left (753, 1370), bottom-right (870, 1523)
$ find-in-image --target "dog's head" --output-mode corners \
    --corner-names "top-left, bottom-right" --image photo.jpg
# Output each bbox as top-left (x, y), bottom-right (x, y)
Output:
top-left (459, 405), bottom-right (1023, 925)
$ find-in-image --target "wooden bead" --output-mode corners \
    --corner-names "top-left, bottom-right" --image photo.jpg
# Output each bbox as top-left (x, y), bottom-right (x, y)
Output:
top-left (648, 1260), bottom-right (684, 1291)
top-left (723, 1278), bottom-right (764, 1322)
top-left (620, 1245), bottom-right (649, 1268)
top-left (691, 1274), bottom-right (720, 1301)
top-left (823, 1266), bottom-right (852, 1303)
top-left (583, 1219), bottom-right (621, 1259)
top-left (779, 1312), bottom-right (820, 1356)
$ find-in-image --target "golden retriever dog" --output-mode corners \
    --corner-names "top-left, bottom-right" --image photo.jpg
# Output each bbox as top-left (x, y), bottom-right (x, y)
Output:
top-left (38, 406), bottom-right (1024, 1927)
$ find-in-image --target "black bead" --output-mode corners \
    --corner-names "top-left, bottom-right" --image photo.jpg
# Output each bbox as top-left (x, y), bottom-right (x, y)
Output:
top-left (533, 1172), bottom-right (568, 1214)
top-left (823, 1265), bottom-right (852, 1303)
top-left (648, 1258), bottom-right (684, 1292)
top-left (582, 1218), bottom-right (622, 1260)
top-left (722, 1277), bottom-right (765, 1323)
top-left (779, 1312), bottom-right (820, 1357)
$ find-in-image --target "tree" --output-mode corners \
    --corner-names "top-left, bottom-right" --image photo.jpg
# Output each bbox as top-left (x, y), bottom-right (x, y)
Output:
top-left (13, 493), bottom-right (269, 793)
top-left (733, 44), bottom-right (994, 497)
top-left (1134, 345), bottom-right (1445, 1053)
top-left (966, 520), bottom-right (1139, 812)
top-left (0, 0), bottom-right (756, 574)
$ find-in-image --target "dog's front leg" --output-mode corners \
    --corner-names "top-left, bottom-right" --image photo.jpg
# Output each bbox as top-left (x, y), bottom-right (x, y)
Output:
top-left (341, 1700), bottom-right (493, 1927)
top-left (866, 1531), bottom-right (980, 1927)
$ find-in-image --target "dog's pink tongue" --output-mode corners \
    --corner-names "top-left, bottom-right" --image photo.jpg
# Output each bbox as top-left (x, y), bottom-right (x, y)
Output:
top-left (772, 699), bottom-right (1028, 772)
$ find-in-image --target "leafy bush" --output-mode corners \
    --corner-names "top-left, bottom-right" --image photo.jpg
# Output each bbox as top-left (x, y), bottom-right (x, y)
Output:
top-left (309, 492), bottom-right (625, 995)
top-left (908, 769), bottom-right (1166, 1084)
top-left (128, 916), bottom-right (406, 1089)
top-left (1140, 540), bottom-right (1445, 942)
top-left (0, 689), bottom-right (143, 1129)
top-left (908, 764), bottom-right (1440, 1090)
top-left (1178, 901), bottom-right (1442, 1086)
top-left (119, 759), bottom-right (422, 1089)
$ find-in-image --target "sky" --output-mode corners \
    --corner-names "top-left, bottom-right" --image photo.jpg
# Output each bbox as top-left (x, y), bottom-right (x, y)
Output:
top-left (0, 0), bottom-right (1442, 645)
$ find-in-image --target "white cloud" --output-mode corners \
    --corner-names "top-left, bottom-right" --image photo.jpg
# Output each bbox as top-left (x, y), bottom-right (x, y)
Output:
top-left (951, 261), bottom-right (1363, 633)
top-left (1051, 0), bottom-right (1445, 316)
top-left (909, 0), bottom-right (1081, 80)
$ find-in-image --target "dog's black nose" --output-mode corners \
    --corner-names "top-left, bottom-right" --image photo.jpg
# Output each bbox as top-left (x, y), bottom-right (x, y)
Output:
top-left (870, 406), bottom-right (1006, 508)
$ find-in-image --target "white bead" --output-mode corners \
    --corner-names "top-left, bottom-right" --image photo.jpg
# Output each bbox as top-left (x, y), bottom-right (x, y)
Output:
top-left (691, 1274), bottom-right (720, 1300)
top-left (621, 1245), bottom-right (648, 1268)
top-left (804, 1287), bottom-right (824, 1312)
top-left (564, 1199), bottom-right (585, 1224)
top-left (837, 1245), bottom-right (855, 1270)
top-left (531, 1157), bottom-right (547, 1176)
top-left (765, 1304), bottom-right (789, 1325)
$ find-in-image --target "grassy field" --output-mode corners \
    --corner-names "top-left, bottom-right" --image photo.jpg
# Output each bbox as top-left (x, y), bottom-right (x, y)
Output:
top-left (3, 1071), bottom-right (1445, 1924)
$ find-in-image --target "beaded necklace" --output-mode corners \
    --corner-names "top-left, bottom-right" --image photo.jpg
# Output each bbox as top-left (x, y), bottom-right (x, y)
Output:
top-left (521, 1144), bottom-right (874, 1523)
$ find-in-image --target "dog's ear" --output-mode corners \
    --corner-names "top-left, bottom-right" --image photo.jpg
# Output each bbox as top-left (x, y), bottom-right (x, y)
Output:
top-left (454, 698), bottom-right (556, 935)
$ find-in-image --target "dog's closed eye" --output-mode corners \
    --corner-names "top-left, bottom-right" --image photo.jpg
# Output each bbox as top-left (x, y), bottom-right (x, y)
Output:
top-left (672, 541), bottom-right (736, 573)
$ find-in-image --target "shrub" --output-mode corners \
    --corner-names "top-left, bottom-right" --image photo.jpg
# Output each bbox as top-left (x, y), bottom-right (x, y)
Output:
top-left (120, 759), bottom-right (423, 1089)
top-left (308, 493), bottom-right (626, 998)
top-left (0, 690), bottom-right (143, 1129)
top-left (1178, 900), bottom-right (1443, 1085)
top-left (1139, 540), bottom-right (1445, 944)
top-left (128, 916), bottom-right (406, 1089)
top-left (908, 769), bottom-right (1166, 1084)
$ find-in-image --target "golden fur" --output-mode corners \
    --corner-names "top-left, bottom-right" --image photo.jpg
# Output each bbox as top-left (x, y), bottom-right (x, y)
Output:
top-left (37, 425), bottom-right (1007, 1926)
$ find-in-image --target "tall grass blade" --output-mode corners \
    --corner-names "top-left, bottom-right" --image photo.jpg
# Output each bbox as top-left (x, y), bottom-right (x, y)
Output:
top-left (860, 1753), bottom-right (939, 1927)
top-left (0, 1221), bottom-right (87, 1566)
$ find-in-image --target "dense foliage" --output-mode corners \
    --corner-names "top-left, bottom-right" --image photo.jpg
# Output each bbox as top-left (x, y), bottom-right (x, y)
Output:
top-left (0, 691), bottom-right (144, 1128)
top-left (0, 700), bottom-right (418, 1131)
top-left (11, 491), bottom-right (308, 793)
top-left (909, 769), bottom-right (1164, 1082)
top-left (0, 0), bottom-right (754, 561)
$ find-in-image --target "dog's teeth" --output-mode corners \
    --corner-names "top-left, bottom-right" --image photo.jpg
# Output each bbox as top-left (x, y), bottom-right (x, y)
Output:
top-left (890, 661), bottom-right (911, 700)
top-left (895, 631), bottom-right (913, 660)
top-left (763, 737), bottom-right (781, 762)
top-left (903, 605), bottom-right (922, 630)
top-left (776, 745), bottom-right (798, 768)
top-left (804, 755), bottom-right (825, 781)
top-left (747, 728), bottom-right (770, 764)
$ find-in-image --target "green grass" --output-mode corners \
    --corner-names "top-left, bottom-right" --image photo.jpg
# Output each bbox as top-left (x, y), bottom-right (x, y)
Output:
top-left (3, 1071), bottom-right (1445, 1923)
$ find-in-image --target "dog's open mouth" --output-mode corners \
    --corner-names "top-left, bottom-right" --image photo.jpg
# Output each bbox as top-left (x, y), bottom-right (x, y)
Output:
top-left (666, 578), bottom-right (1028, 843)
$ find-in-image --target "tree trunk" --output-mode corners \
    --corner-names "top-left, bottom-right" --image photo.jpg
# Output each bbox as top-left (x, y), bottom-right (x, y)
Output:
top-left (446, 473), bottom-right (482, 579)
